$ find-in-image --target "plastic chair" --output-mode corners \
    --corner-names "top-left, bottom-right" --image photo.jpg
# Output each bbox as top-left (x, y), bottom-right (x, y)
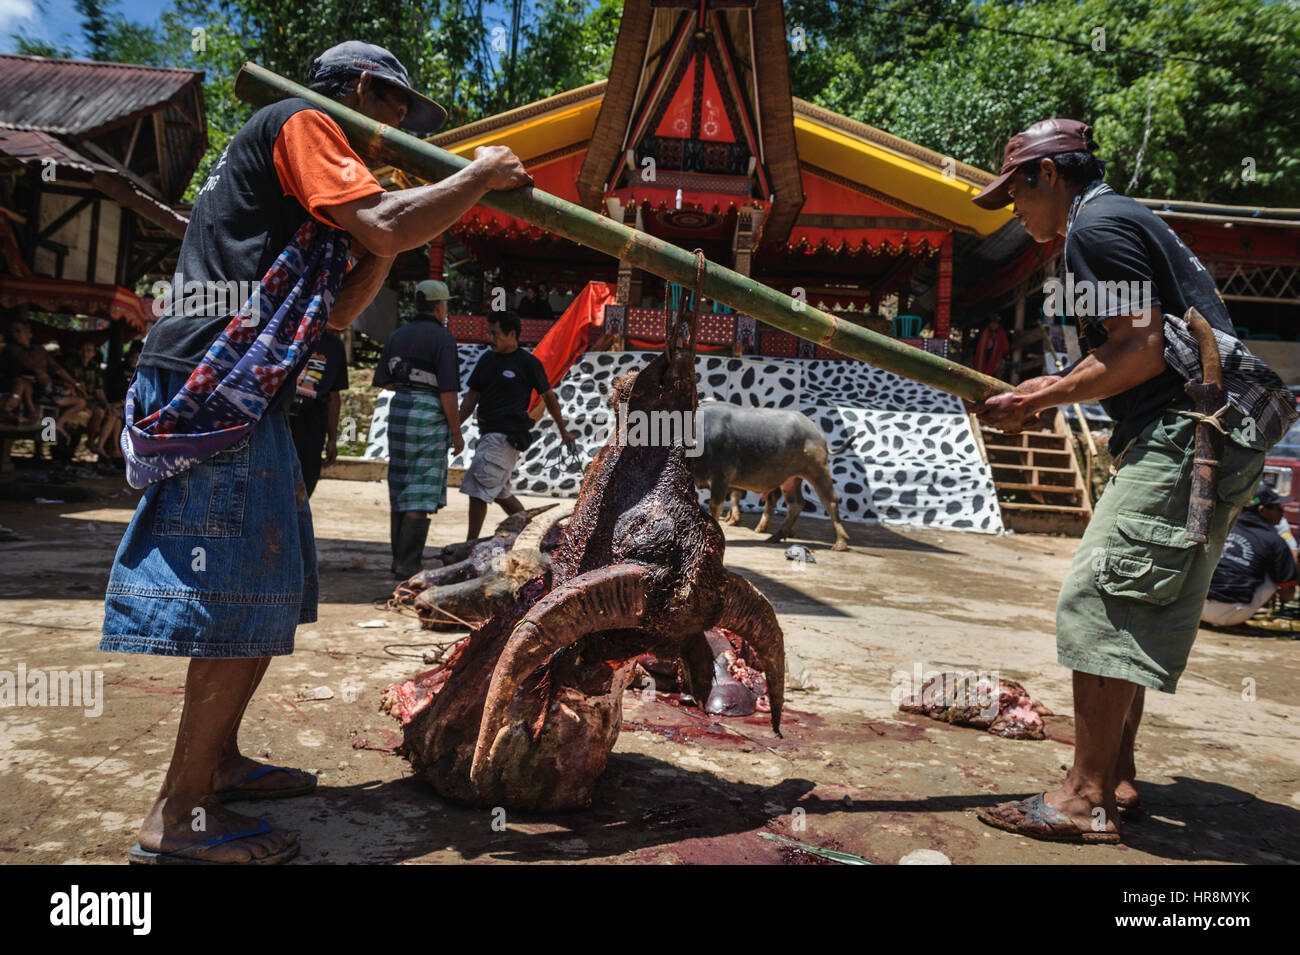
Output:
top-left (893, 314), bottom-right (922, 338)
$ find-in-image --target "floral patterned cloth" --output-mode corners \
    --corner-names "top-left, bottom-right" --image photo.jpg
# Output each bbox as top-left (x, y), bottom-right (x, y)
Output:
top-left (122, 220), bottom-right (351, 488)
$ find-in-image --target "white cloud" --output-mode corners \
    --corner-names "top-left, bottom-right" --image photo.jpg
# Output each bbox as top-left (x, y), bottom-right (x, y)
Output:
top-left (0, 0), bottom-right (37, 31)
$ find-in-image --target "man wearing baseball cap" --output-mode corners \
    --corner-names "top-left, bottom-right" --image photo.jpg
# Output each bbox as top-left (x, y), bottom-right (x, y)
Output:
top-left (107, 40), bottom-right (531, 864)
top-left (971, 119), bottom-right (1288, 844)
top-left (374, 279), bottom-right (464, 577)
top-left (1202, 484), bottom-right (1298, 627)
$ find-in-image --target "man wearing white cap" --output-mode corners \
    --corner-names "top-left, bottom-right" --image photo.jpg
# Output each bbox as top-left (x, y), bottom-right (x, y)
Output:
top-left (375, 279), bottom-right (465, 577)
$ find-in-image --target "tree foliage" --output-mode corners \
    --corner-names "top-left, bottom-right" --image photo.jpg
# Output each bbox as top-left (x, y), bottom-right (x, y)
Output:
top-left (10, 0), bottom-right (1296, 206)
top-left (786, 0), bottom-right (1300, 205)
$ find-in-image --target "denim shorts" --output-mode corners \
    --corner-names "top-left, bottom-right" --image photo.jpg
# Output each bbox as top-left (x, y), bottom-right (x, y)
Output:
top-left (100, 365), bottom-right (317, 658)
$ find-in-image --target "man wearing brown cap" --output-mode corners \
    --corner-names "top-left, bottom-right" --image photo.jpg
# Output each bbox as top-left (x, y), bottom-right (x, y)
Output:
top-left (970, 119), bottom-right (1290, 843)
top-left (106, 41), bottom-right (531, 864)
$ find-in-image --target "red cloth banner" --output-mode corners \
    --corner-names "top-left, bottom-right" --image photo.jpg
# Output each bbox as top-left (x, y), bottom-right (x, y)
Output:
top-left (528, 281), bottom-right (617, 411)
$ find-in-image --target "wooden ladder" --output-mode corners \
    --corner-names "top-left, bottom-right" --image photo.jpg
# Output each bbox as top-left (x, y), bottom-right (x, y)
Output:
top-left (977, 407), bottom-right (1094, 535)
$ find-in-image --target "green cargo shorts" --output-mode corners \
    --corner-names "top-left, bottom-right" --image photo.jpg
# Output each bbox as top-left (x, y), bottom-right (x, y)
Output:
top-left (1056, 411), bottom-right (1265, 693)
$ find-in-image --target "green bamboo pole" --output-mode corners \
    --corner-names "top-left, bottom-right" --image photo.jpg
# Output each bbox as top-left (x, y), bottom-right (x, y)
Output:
top-left (234, 62), bottom-right (1015, 403)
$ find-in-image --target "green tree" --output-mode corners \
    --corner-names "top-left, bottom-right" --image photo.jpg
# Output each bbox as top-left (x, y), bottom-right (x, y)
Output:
top-left (788, 0), bottom-right (1300, 206)
top-left (73, 0), bottom-right (111, 58)
top-left (10, 32), bottom-right (76, 57)
top-left (10, 0), bottom-right (78, 57)
top-left (509, 0), bottom-right (621, 108)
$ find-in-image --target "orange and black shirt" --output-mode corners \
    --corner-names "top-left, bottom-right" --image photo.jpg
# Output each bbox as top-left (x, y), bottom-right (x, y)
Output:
top-left (141, 98), bottom-right (386, 375)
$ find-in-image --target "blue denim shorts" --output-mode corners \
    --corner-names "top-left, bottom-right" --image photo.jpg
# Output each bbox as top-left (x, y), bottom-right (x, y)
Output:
top-left (100, 365), bottom-right (317, 658)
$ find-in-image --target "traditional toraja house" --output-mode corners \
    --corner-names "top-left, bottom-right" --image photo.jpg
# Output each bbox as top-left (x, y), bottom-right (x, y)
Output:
top-left (0, 54), bottom-right (203, 370)
top-left (379, 0), bottom-right (1013, 359)
top-left (363, 0), bottom-right (1299, 535)
top-left (357, 0), bottom-right (1025, 535)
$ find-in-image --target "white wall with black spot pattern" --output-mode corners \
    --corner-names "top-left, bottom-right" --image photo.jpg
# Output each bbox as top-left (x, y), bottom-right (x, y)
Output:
top-left (364, 347), bottom-right (1004, 534)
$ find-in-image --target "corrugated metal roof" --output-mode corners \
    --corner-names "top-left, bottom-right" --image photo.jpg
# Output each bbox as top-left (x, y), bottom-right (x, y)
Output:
top-left (0, 127), bottom-right (97, 171)
top-left (0, 54), bottom-right (202, 137)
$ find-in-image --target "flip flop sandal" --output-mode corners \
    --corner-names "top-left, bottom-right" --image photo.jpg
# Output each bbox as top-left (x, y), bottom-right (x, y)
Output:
top-left (215, 764), bottom-right (318, 803)
top-left (129, 818), bottom-right (299, 865)
top-left (976, 793), bottom-right (1122, 845)
top-left (1116, 799), bottom-right (1145, 821)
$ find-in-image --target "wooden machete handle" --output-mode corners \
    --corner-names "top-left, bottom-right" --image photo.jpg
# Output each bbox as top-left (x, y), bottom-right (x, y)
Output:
top-left (1185, 306), bottom-right (1223, 389)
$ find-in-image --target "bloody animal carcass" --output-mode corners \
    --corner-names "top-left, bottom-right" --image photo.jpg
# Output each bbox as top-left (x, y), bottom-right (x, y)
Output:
top-left (383, 301), bottom-right (785, 810)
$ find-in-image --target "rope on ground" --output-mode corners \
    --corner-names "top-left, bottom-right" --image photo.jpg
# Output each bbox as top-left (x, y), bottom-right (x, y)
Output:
top-left (382, 637), bottom-right (466, 662)
top-left (397, 601), bottom-right (475, 629)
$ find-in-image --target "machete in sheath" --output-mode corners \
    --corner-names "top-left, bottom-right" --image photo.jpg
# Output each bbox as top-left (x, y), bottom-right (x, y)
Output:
top-left (1184, 306), bottom-right (1225, 544)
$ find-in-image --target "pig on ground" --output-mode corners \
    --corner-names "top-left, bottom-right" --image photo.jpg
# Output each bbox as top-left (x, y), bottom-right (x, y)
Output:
top-left (688, 401), bottom-right (854, 551)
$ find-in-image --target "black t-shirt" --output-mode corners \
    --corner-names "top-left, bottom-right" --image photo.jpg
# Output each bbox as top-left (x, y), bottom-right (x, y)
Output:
top-left (292, 331), bottom-right (348, 407)
top-left (140, 98), bottom-right (320, 376)
top-left (1207, 509), bottom-right (1298, 603)
top-left (467, 346), bottom-right (550, 436)
top-left (517, 296), bottom-right (553, 321)
top-left (373, 314), bottom-right (459, 394)
top-left (1061, 190), bottom-right (1236, 454)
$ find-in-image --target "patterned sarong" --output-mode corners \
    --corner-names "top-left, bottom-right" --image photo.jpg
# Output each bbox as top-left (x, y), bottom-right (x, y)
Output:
top-left (387, 388), bottom-right (450, 512)
top-left (122, 220), bottom-right (351, 488)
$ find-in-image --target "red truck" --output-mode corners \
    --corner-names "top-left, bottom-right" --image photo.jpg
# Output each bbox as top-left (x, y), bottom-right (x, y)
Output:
top-left (1263, 398), bottom-right (1300, 527)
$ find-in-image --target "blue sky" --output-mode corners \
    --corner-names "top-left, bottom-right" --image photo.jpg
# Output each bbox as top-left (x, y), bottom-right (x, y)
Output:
top-left (0, 0), bottom-right (519, 56)
top-left (0, 0), bottom-right (172, 55)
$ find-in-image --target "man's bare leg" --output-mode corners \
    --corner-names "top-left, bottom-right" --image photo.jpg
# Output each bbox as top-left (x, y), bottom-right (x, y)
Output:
top-left (495, 494), bottom-right (524, 516)
top-left (1114, 686), bottom-right (1144, 809)
top-left (55, 396), bottom-right (85, 439)
top-left (136, 657), bottom-right (298, 862)
top-left (96, 412), bottom-right (119, 456)
top-left (1042, 670), bottom-right (1138, 834)
top-left (211, 657), bottom-right (314, 796)
top-left (467, 497), bottom-right (489, 540)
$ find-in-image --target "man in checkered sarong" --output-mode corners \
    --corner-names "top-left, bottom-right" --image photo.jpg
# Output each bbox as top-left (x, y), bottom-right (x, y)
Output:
top-left (375, 279), bottom-right (464, 577)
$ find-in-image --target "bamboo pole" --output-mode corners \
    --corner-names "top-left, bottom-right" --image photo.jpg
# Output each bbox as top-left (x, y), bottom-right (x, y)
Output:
top-left (234, 62), bottom-right (1015, 403)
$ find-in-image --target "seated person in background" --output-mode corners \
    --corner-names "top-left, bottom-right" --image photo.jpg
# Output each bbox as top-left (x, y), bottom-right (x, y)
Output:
top-left (0, 327), bottom-right (27, 424)
top-left (533, 280), bottom-right (555, 321)
top-left (119, 342), bottom-right (141, 400)
top-left (1202, 485), bottom-right (1299, 627)
top-left (1274, 509), bottom-right (1300, 566)
top-left (516, 282), bottom-right (541, 318)
top-left (66, 339), bottom-right (119, 468)
top-left (2, 321), bottom-right (85, 438)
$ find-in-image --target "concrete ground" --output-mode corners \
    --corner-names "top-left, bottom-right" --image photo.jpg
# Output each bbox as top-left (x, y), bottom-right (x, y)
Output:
top-left (2, 472), bottom-right (1298, 865)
